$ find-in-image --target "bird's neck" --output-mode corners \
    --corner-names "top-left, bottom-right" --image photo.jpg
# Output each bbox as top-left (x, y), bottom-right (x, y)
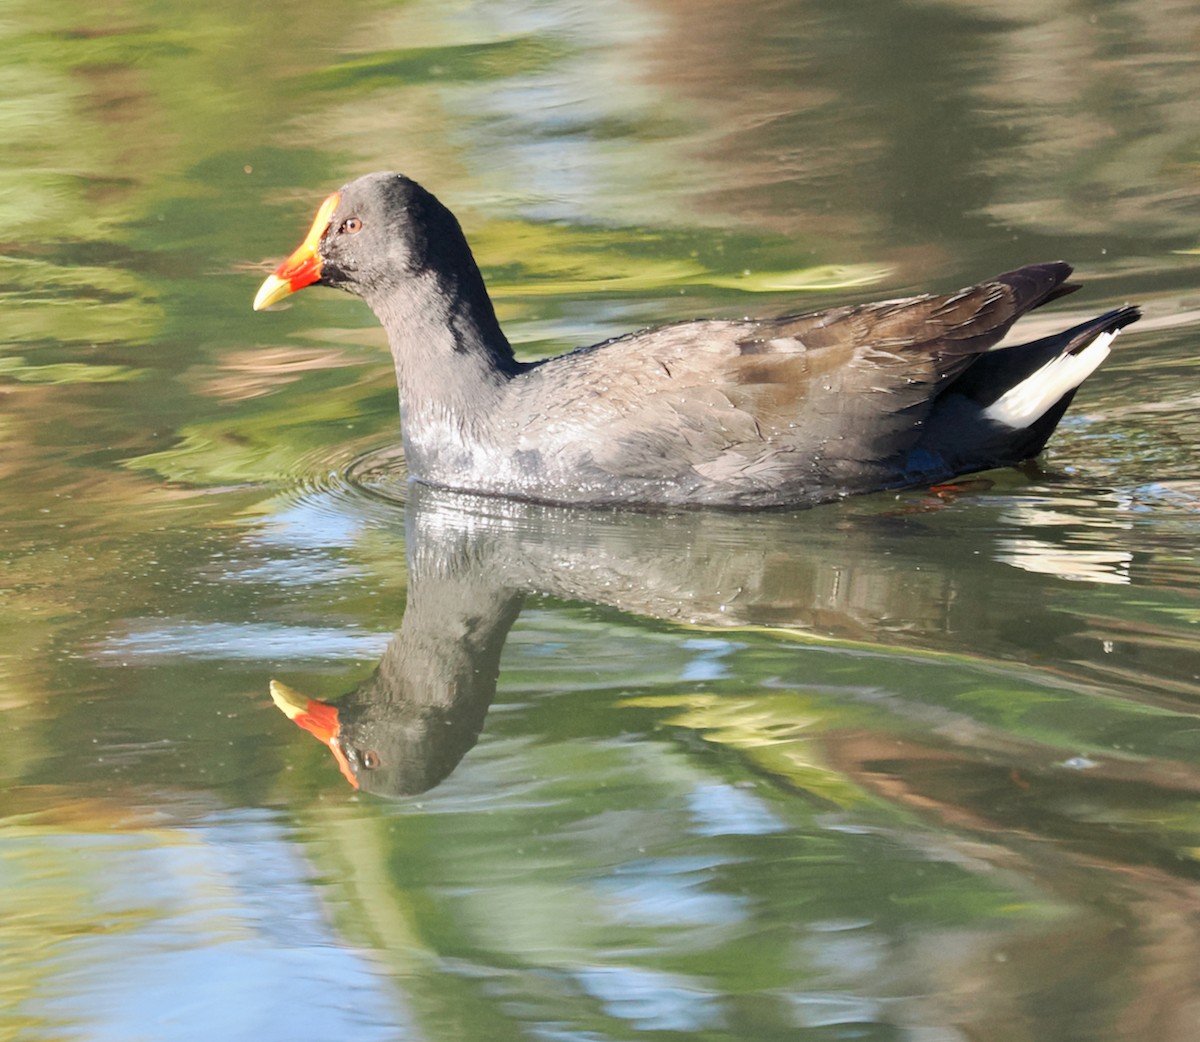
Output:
top-left (367, 267), bottom-right (522, 475)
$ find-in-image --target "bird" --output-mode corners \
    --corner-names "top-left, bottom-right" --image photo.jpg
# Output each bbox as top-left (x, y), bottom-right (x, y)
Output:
top-left (253, 172), bottom-right (1139, 510)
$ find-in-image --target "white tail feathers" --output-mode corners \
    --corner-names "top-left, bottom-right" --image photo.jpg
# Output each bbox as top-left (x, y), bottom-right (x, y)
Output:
top-left (982, 329), bottom-right (1117, 429)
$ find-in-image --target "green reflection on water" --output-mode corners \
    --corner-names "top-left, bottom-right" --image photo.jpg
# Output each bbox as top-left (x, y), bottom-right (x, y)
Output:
top-left (1, 0), bottom-right (1200, 1039)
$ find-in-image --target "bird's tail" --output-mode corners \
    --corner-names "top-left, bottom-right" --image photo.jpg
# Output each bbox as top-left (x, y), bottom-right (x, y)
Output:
top-left (914, 304), bottom-right (1140, 475)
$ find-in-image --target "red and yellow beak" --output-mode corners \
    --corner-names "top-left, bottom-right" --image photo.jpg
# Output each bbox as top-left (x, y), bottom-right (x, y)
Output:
top-left (269, 678), bottom-right (359, 788)
top-left (252, 192), bottom-right (341, 311)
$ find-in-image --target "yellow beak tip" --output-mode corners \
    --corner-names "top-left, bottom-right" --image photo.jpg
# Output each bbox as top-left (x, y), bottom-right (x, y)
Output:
top-left (253, 274), bottom-right (292, 312)
top-left (269, 678), bottom-right (309, 717)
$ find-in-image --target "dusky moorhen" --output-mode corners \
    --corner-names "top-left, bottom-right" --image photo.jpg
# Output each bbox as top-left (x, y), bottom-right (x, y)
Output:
top-left (253, 172), bottom-right (1139, 509)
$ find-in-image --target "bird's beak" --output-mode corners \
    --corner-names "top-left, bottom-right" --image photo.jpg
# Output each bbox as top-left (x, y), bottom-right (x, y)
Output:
top-left (253, 191), bottom-right (341, 311)
top-left (269, 678), bottom-right (360, 789)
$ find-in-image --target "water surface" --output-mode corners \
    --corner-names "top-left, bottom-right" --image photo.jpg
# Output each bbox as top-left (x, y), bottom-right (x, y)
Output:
top-left (2, 2), bottom-right (1199, 1040)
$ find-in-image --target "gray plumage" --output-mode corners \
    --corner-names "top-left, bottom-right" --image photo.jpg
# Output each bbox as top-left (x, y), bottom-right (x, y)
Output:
top-left (262, 171), bottom-right (1139, 509)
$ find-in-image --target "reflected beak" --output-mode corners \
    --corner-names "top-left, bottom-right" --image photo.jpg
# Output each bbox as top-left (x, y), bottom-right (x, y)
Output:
top-left (252, 192), bottom-right (341, 311)
top-left (269, 678), bottom-right (359, 789)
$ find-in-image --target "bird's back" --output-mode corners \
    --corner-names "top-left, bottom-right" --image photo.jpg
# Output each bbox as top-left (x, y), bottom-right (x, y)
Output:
top-left (459, 263), bottom-right (1104, 507)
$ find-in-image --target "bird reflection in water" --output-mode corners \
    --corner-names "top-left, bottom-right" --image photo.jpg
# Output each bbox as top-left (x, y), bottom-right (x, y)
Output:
top-left (268, 478), bottom-right (1170, 797)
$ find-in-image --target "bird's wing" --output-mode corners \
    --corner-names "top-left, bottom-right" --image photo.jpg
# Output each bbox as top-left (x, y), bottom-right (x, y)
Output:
top-left (528, 264), bottom-right (1074, 493)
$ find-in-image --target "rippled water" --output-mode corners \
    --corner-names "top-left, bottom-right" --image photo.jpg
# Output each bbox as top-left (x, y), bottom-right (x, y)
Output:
top-left (2, 2), bottom-right (1199, 1040)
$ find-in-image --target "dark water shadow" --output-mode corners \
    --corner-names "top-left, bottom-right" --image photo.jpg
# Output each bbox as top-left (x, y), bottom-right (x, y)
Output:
top-left (274, 478), bottom-right (1200, 798)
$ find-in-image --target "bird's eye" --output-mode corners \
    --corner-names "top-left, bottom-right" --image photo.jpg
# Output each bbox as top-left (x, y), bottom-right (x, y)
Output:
top-left (362, 750), bottom-right (381, 770)
top-left (340, 217), bottom-right (363, 234)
